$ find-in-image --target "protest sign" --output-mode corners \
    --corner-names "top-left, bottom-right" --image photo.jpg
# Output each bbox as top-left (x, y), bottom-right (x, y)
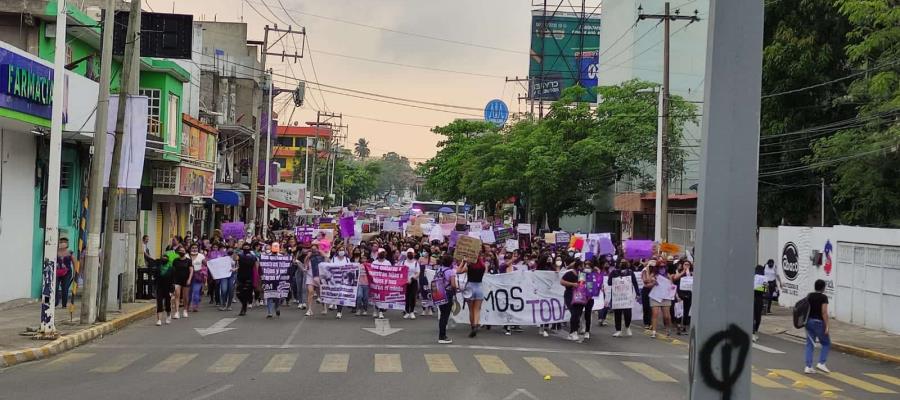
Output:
top-left (659, 242), bottom-right (681, 254)
top-left (429, 224), bottom-right (444, 243)
top-left (495, 228), bottom-right (514, 242)
top-left (427, 270), bottom-right (570, 326)
top-left (624, 240), bottom-right (654, 260)
top-left (679, 276), bottom-right (694, 292)
top-left (555, 232), bottom-right (571, 247)
top-left (505, 239), bottom-right (518, 252)
top-left (319, 262), bottom-right (360, 306)
top-left (295, 226), bottom-right (314, 245)
top-left (339, 216), bottom-right (355, 238)
top-left (611, 276), bottom-right (636, 310)
top-left (469, 222), bottom-right (483, 233)
top-left (440, 223), bottom-right (454, 236)
top-left (367, 263), bottom-right (408, 310)
top-left (479, 229), bottom-right (496, 244)
top-left (260, 254), bottom-right (293, 300)
top-left (313, 228), bottom-right (335, 242)
top-left (207, 256), bottom-right (234, 280)
top-left (454, 235), bottom-right (482, 263)
top-left (544, 232), bottom-right (556, 244)
top-left (410, 225), bottom-right (424, 237)
top-left (383, 220), bottom-right (402, 233)
top-left (649, 275), bottom-right (676, 302)
top-left (221, 222), bottom-right (245, 240)
top-left (516, 223), bottom-right (532, 234)
top-left (569, 235), bottom-right (584, 251)
top-left (448, 231), bottom-right (462, 248)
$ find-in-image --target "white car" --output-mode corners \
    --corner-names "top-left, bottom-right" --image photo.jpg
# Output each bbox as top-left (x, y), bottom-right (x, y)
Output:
top-left (365, 208), bottom-right (376, 215)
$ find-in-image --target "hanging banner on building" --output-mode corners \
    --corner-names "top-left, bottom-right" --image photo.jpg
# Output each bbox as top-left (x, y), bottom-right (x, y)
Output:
top-left (319, 262), bottom-right (360, 307)
top-left (426, 269), bottom-right (570, 326)
top-left (367, 264), bottom-right (408, 310)
top-left (178, 166), bottom-right (214, 197)
top-left (260, 254), bottom-right (293, 300)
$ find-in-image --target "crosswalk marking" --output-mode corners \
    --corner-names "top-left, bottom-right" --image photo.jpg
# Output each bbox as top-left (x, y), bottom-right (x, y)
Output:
top-left (91, 353), bottom-right (145, 373)
top-left (574, 359), bottom-right (622, 380)
top-left (319, 354), bottom-right (349, 373)
top-left (149, 353), bottom-right (197, 373)
top-left (751, 372), bottom-right (786, 389)
top-left (262, 354), bottom-right (298, 373)
top-left (622, 361), bottom-right (677, 383)
top-left (374, 354), bottom-right (402, 373)
top-left (208, 354), bottom-right (249, 374)
top-left (524, 357), bottom-right (567, 377)
top-left (474, 354), bottom-right (512, 375)
top-left (824, 372), bottom-right (896, 394)
top-left (865, 373), bottom-right (900, 387)
top-left (39, 353), bottom-right (94, 370)
top-left (425, 354), bottom-right (458, 373)
top-left (752, 343), bottom-right (785, 354)
top-left (768, 369), bottom-right (842, 392)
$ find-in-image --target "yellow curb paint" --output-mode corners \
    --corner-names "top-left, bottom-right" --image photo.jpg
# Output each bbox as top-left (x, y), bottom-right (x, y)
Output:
top-left (865, 373), bottom-right (900, 387)
top-left (751, 372), bottom-right (786, 389)
top-left (525, 357), bottom-right (567, 377)
top-left (474, 354), bottom-right (512, 375)
top-left (622, 361), bottom-right (677, 383)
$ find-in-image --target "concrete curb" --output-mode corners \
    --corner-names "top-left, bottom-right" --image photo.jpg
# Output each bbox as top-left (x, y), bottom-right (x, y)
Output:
top-left (0, 304), bottom-right (155, 368)
top-left (782, 331), bottom-right (900, 365)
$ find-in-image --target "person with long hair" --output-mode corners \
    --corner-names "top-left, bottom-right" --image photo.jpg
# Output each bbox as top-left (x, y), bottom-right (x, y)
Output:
top-left (433, 255), bottom-right (458, 344)
top-left (647, 260), bottom-right (674, 338)
top-left (188, 243), bottom-right (207, 313)
top-left (607, 259), bottom-right (640, 337)
top-left (458, 252), bottom-right (487, 338)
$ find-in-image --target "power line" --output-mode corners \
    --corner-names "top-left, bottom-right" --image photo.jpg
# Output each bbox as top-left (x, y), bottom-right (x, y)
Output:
top-left (303, 35), bottom-right (329, 111)
top-left (311, 48), bottom-right (507, 78)
top-left (758, 145), bottom-right (897, 177)
top-left (248, 0), bottom-right (525, 55)
top-left (343, 114), bottom-right (436, 128)
top-left (761, 58), bottom-right (900, 99)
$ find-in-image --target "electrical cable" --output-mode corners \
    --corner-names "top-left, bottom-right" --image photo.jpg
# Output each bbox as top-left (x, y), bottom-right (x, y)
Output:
top-left (761, 58), bottom-right (900, 99)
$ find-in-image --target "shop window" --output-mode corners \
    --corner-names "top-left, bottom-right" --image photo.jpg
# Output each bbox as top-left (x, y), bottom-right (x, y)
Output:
top-left (276, 137), bottom-right (294, 147)
top-left (139, 88), bottom-right (161, 138)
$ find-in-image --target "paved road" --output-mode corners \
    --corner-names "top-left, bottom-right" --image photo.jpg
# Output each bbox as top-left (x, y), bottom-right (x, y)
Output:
top-left (1, 302), bottom-right (898, 400)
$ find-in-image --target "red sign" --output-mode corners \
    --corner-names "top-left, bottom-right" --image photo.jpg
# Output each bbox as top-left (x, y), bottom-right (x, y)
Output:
top-left (178, 167), bottom-right (213, 197)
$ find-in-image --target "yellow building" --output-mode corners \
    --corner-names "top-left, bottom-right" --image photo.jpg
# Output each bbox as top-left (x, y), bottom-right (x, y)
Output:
top-left (273, 124), bottom-right (332, 182)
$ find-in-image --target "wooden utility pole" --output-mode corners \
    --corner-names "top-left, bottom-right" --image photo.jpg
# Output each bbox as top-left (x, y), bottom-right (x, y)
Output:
top-left (99, 0), bottom-right (141, 321)
top-left (638, 2), bottom-right (699, 243)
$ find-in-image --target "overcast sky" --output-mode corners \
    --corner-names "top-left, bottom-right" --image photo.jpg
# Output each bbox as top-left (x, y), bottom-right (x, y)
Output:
top-left (145, 0), bottom-right (542, 163)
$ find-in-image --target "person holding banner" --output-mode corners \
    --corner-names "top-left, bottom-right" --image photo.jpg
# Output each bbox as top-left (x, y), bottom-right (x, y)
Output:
top-left (607, 261), bottom-right (640, 337)
top-left (560, 259), bottom-right (592, 342)
top-left (354, 251), bottom-right (371, 316)
top-left (647, 260), bottom-right (675, 338)
top-left (329, 247), bottom-right (352, 319)
top-left (371, 248), bottom-right (392, 319)
top-left (672, 260), bottom-right (694, 334)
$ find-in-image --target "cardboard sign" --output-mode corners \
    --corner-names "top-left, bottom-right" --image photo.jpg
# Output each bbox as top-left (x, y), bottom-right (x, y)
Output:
top-left (544, 232), bottom-right (556, 244)
top-left (611, 277), bottom-right (636, 310)
top-left (505, 239), bottom-right (518, 252)
top-left (517, 223), bottom-right (532, 234)
top-left (453, 235), bottom-right (482, 263)
top-left (207, 256), bottom-right (234, 280)
top-left (679, 276), bottom-right (694, 292)
top-left (495, 228), bottom-right (514, 242)
top-left (555, 232), bottom-right (571, 246)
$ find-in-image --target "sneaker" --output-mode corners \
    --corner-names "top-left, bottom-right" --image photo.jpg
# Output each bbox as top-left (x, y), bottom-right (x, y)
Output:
top-left (321, 309), bottom-right (328, 315)
top-left (403, 313), bottom-right (410, 319)
top-left (438, 338), bottom-right (453, 344)
top-left (305, 311), bottom-right (313, 317)
top-left (505, 329), bottom-right (512, 336)
top-left (816, 363), bottom-right (830, 373)
top-left (410, 313), bottom-right (416, 320)
top-left (276, 310), bottom-right (281, 317)
top-left (172, 313), bottom-right (180, 320)
top-left (378, 312), bottom-right (384, 319)
top-left (584, 332), bottom-right (591, 340)
top-left (336, 312), bottom-right (342, 319)
top-left (650, 330), bottom-right (657, 338)
top-left (362, 311), bottom-right (368, 316)
top-left (625, 328), bottom-right (633, 337)
top-left (804, 366), bottom-right (815, 374)
top-left (165, 316), bottom-right (171, 324)
top-left (541, 330), bottom-right (549, 338)
top-left (226, 307), bottom-right (232, 311)
top-left (266, 314), bottom-right (273, 319)
top-left (182, 310), bottom-right (189, 318)
top-left (156, 319), bottom-right (162, 326)
top-left (567, 332), bottom-right (579, 341)
top-left (600, 320), bottom-right (607, 327)
top-left (752, 334), bottom-right (759, 343)
top-left (297, 304), bottom-right (304, 309)
top-left (612, 331), bottom-right (622, 337)
top-left (468, 330), bottom-right (477, 338)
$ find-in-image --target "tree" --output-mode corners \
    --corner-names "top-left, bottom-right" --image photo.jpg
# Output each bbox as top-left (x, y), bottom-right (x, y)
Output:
top-left (354, 138), bottom-right (371, 158)
top-left (374, 152), bottom-right (416, 201)
top-left (806, 0), bottom-right (900, 226)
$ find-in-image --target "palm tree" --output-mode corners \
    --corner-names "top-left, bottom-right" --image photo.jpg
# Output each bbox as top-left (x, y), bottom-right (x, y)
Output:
top-left (354, 138), bottom-right (371, 158)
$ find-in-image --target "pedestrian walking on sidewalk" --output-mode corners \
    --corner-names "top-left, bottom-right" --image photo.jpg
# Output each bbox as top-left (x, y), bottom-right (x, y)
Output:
top-left (804, 279), bottom-right (831, 374)
top-left (753, 265), bottom-right (767, 342)
top-left (764, 259), bottom-right (781, 314)
top-left (188, 244), bottom-right (207, 312)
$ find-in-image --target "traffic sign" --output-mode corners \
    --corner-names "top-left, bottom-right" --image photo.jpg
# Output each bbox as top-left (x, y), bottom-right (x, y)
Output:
top-left (484, 99), bottom-right (509, 127)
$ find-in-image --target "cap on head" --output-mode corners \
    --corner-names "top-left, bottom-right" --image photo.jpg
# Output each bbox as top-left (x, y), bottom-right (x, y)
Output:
top-left (271, 242), bottom-right (281, 252)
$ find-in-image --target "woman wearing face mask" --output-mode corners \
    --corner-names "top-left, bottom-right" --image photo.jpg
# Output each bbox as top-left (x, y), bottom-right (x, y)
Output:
top-left (560, 259), bottom-right (589, 341)
top-left (647, 260), bottom-right (675, 338)
top-left (418, 249), bottom-right (434, 316)
top-left (673, 260), bottom-right (694, 334)
top-left (188, 244), bottom-right (208, 313)
top-left (171, 245), bottom-right (192, 319)
top-left (402, 248), bottom-right (420, 319)
top-left (330, 246), bottom-right (351, 319)
top-left (235, 242), bottom-right (258, 316)
top-left (607, 260), bottom-right (640, 337)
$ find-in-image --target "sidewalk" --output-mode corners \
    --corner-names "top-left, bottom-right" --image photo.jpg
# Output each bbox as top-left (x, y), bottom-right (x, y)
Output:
top-left (0, 299), bottom-right (155, 367)
top-left (759, 305), bottom-right (900, 364)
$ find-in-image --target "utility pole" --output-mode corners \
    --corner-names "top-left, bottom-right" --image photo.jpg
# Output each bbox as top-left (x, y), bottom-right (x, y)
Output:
top-left (638, 2), bottom-right (699, 244)
top-left (81, 0), bottom-right (116, 324)
top-left (100, 0), bottom-right (141, 322)
top-left (688, 0), bottom-right (763, 399)
top-left (36, 0), bottom-right (68, 338)
top-left (250, 24), bottom-right (305, 236)
top-left (505, 76), bottom-right (531, 120)
top-left (262, 71), bottom-right (274, 238)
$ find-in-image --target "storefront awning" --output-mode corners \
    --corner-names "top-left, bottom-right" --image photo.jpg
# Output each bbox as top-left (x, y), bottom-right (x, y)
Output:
top-left (256, 195), bottom-right (302, 211)
top-left (211, 189), bottom-right (244, 206)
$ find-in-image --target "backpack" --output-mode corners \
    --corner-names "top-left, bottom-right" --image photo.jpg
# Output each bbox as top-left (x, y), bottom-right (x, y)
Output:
top-left (793, 295), bottom-right (811, 328)
top-left (430, 267), bottom-right (455, 306)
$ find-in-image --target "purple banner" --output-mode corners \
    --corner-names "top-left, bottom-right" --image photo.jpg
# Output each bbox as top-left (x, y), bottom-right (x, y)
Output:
top-left (339, 216), bottom-right (355, 238)
top-left (257, 160), bottom-right (279, 185)
top-left (295, 226), bottom-right (314, 245)
top-left (624, 240), bottom-right (654, 260)
top-left (221, 222), bottom-right (245, 240)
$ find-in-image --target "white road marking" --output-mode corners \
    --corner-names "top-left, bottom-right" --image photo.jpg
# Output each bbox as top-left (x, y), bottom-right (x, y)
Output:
top-left (190, 384), bottom-right (234, 400)
top-left (282, 318), bottom-right (306, 347)
top-left (752, 342), bottom-right (785, 354)
top-left (502, 389), bottom-right (541, 400)
top-left (194, 318), bottom-right (237, 336)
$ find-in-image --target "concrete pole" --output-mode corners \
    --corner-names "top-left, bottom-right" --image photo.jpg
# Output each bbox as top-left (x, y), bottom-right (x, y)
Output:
top-left (654, 88), bottom-right (664, 242)
top-left (248, 27), bottom-right (269, 237)
top-left (37, 0), bottom-right (68, 336)
top-left (81, 0), bottom-right (116, 324)
top-left (262, 72), bottom-right (273, 238)
top-left (99, 0), bottom-right (140, 322)
top-left (688, 1), bottom-right (763, 399)
top-left (659, 2), bottom-right (671, 244)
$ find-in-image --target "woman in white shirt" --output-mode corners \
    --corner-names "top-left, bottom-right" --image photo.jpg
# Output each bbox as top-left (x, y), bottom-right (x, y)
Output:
top-left (188, 244), bottom-right (207, 313)
top-left (403, 248), bottom-right (420, 319)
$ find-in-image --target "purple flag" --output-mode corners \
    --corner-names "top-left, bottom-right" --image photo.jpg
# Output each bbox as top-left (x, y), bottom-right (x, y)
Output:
top-left (599, 236), bottom-right (615, 255)
top-left (624, 240), bottom-right (654, 260)
top-left (339, 216), bottom-right (355, 238)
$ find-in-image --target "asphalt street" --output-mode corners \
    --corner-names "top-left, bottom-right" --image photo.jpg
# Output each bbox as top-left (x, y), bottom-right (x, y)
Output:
top-left (1, 301), bottom-right (898, 400)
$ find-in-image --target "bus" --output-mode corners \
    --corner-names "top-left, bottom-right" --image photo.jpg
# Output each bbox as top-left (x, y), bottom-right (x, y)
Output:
top-left (410, 200), bottom-right (471, 215)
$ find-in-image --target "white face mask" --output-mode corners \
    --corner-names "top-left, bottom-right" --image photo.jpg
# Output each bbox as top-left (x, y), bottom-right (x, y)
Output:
top-left (338, 251), bottom-right (346, 257)
top-left (555, 261), bottom-right (562, 267)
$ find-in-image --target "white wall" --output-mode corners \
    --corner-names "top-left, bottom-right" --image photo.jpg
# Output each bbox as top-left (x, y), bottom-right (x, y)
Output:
top-left (776, 226), bottom-right (835, 313)
top-left (757, 227), bottom-right (778, 265)
top-left (0, 130), bottom-right (37, 302)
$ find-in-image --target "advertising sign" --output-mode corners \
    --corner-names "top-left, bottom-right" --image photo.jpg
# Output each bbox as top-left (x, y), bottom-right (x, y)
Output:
top-left (529, 11), bottom-right (601, 103)
top-left (0, 46), bottom-right (53, 120)
top-left (777, 227), bottom-right (835, 311)
top-left (178, 166), bottom-right (214, 197)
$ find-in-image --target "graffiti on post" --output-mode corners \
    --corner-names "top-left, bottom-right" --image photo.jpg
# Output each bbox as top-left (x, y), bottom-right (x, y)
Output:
top-left (693, 324), bottom-right (751, 400)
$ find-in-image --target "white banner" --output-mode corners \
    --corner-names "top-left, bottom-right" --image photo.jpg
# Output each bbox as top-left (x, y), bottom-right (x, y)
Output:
top-left (649, 275), bottom-right (676, 302)
top-left (679, 276), bottom-right (693, 292)
top-left (427, 270), bottom-right (570, 326)
top-left (207, 256), bottom-right (234, 280)
top-left (319, 262), bottom-right (360, 307)
top-left (480, 229), bottom-right (496, 244)
top-left (505, 239), bottom-right (518, 252)
top-left (611, 276), bottom-right (636, 310)
top-left (383, 221), bottom-right (402, 232)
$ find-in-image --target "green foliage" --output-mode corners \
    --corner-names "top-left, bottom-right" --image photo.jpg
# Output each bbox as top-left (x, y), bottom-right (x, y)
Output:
top-left (354, 138), bottom-right (371, 158)
top-left (421, 81), bottom-right (697, 229)
top-left (374, 152), bottom-right (416, 200)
